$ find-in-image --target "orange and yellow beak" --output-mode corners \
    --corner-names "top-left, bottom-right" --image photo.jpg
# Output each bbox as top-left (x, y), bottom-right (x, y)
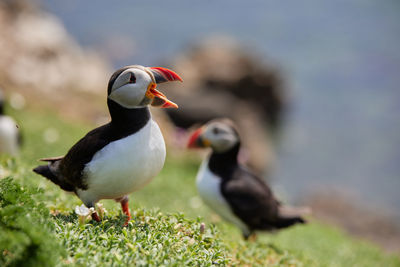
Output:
top-left (187, 128), bottom-right (210, 148)
top-left (146, 83), bottom-right (178, 108)
top-left (146, 67), bottom-right (182, 109)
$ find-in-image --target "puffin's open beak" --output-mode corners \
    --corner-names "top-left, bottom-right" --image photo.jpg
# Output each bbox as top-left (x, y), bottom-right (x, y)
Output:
top-left (147, 67), bottom-right (182, 109)
top-left (146, 83), bottom-right (178, 108)
top-left (187, 128), bottom-right (210, 148)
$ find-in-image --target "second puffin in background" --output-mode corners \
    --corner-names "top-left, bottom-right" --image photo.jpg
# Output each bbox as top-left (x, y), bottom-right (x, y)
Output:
top-left (187, 119), bottom-right (308, 239)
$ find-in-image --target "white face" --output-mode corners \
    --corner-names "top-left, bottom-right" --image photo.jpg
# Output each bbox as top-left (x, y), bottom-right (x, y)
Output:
top-left (108, 68), bottom-right (153, 108)
top-left (202, 122), bottom-right (239, 153)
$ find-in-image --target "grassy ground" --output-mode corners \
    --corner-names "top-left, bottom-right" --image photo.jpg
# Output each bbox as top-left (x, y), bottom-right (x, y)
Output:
top-left (1, 105), bottom-right (399, 266)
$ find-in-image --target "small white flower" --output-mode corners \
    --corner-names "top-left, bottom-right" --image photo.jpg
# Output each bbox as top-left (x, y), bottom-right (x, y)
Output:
top-left (75, 204), bottom-right (95, 224)
top-left (75, 204), bottom-right (93, 216)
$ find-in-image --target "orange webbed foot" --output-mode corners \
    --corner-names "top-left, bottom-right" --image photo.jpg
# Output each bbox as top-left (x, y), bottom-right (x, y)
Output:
top-left (120, 197), bottom-right (131, 226)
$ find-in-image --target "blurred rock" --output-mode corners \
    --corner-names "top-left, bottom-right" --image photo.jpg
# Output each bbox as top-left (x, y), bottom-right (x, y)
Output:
top-left (165, 37), bottom-right (285, 131)
top-left (0, 0), bottom-right (110, 121)
top-left (163, 37), bottom-right (286, 174)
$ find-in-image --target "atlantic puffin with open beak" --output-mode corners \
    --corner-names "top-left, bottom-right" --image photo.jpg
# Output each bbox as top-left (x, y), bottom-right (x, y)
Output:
top-left (188, 119), bottom-right (307, 239)
top-left (34, 65), bottom-right (182, 225)
top-left (0, 91), bottom-right (21, 156)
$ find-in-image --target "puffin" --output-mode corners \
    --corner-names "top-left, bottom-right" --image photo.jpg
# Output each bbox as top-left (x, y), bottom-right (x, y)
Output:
top-left (0, 91), bottom-right (20, 156)
top-left (33, 65), bottom-right (182, 225)
top-left (187, 119), bottom-right (307, 239)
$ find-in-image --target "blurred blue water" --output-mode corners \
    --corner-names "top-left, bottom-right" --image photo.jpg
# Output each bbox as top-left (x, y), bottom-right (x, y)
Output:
top-left (41, 0), bottom-right (400, 220)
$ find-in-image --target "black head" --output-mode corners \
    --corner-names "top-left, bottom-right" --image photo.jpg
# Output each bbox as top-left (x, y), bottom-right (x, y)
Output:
top-left (107, 65), bottom-right (182, 109)
top-left (188, 118), bottom-right (241, 153)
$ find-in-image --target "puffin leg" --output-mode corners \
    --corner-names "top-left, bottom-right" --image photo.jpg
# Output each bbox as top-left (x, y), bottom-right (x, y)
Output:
top-left (243, 230), bottom-right (257, 241)
top-left (116, 196), bottom-right (131, 226)
top-left (248, 233), bottom-right (257, 242)
top-left (92, 212), bottom-right (101, 222)
top-left (86, 202), bottom-right (101, 222)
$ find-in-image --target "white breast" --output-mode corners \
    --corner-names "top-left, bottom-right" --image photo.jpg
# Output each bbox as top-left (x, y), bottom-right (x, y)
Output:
top-left (196, 158), bottom-right (249, 234)
top-left (0, 116), bottom-right (19, 156)
top-left (78, 119), bottom-right (166, 204)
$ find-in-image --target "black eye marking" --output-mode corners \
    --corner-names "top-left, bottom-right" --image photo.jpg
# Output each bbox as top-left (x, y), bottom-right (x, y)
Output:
top-left (212, 127), bottom-right (220, 135)
top-left (129, 73), bottom-right (136, 83)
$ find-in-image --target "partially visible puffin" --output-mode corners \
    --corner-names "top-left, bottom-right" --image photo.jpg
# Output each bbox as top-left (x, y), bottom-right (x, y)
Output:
top-left (0, 91), bottom-right (20, 156)
top-left (187, 119), bottom-right (307, 239)
top-left (34, 65), bottom-right (182, 225)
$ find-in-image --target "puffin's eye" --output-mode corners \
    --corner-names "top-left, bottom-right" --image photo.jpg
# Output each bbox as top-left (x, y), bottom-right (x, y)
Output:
top-left (212, 127), bottom-right (220, 135)
top-left (129, 73), bottom-right (136, 84)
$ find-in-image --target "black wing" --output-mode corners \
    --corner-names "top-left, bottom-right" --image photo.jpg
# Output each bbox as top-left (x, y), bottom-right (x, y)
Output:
top-left (58, 124), bottom-right (112, 190)
top-left (221, 166), bottom-right (281, 230)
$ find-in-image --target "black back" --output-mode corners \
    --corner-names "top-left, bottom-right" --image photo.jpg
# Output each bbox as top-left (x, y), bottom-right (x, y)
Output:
top-left (208, 144), bottom-right (287, 231)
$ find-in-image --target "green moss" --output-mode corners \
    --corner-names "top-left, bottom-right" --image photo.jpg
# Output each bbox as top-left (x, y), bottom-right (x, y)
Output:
top-left (54, 211), bottom-right (227, 266)
top-left (0, 176), bottom-right (65, 267)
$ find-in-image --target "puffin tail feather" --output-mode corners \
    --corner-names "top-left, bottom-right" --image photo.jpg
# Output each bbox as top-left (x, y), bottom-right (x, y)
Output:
top-left (274, 216), bottom-right (306, 229)
top-left (33, 164), bottom-right (74, 192)
top-left (273, 205), bottom-right (310, 229)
